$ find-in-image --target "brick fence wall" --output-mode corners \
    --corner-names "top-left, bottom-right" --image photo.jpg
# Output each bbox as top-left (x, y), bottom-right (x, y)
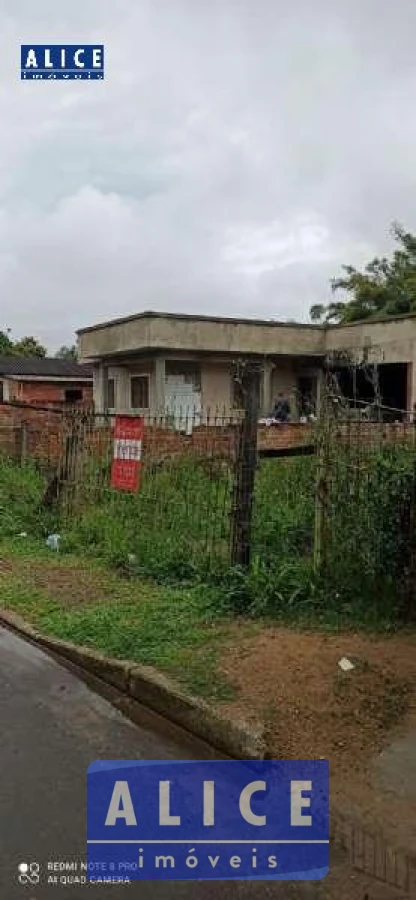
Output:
top-left (8, 380), bottom-right (93, 406)
top-left (0, 405), bottom-right (314, 467)
top-left (0, 405), bottom-right (65, 466)
top-left (2, 403), bottom-right (416, 471)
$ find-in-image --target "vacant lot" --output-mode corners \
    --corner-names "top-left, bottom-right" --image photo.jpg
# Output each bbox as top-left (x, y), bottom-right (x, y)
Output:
top-left (1, 537), bottom-right (416, 900)
top-left (2, 446), bottom-right (416, 629)
top-left (2, 448), bottom-right (416, 885)
top-left (2, 540), bottom-right (416, 821)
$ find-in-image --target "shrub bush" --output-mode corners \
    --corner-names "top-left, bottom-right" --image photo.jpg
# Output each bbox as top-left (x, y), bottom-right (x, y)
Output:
top-left (0, 457), bottom-right (50, 537)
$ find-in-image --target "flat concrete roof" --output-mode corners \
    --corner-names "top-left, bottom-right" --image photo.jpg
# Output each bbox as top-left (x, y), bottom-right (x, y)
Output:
top-left (77, 308), bottom-right (416, 366)
top-left (77, 309), bottom-right (323, 335)
top-left (328, 312), bottom-right (416, 330)
top-left (78, 310), bottom-right (327, 360)
top-left (78, 308), bottom-right (416, 337)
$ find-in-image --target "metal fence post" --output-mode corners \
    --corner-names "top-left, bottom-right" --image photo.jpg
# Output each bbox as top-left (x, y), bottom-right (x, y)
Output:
top-left (231, 362), bottom-right (261, 568)
top-left (313, 385), bottom-right (331, 573)
top-left (21, 423), bottom-right (28, 462)
top-left (15, 422), bottom-right (28, 464)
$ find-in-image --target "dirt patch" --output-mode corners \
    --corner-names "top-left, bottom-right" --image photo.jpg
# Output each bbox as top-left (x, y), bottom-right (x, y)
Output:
top-left (0, 555), bottom-right (116, 608)
top-left (220, 626), bottom-right (416, 855)
top-left (221, 628), bottom-right (416, 766)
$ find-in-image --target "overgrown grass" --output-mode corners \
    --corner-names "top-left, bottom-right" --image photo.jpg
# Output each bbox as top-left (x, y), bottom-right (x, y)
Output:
top-left (253, 456), bottom-right (316, 564)
top-left (1, 445), bottom-right (415, 628)
top-left (0, 545), bottom-right (235, 700)
top-left (0, 456), bottom-right (52, 537)
top-left (64, 456), bottom-right (234, 581)
top-left (61, 456), bottom-right (317, 582)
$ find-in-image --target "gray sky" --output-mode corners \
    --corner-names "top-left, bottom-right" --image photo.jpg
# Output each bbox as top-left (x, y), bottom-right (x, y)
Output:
top-left (1, 0), bottom-right (416, 350)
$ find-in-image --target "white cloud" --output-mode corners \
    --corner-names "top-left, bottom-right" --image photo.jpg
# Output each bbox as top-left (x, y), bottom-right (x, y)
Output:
top-left (1, 0), bottom-right (416, 348)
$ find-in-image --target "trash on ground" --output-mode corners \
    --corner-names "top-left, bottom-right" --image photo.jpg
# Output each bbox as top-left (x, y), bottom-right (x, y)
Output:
top-left (46, 534), bottom-right (61, 551)
top-left (338, 657), bottom-right (355, 672)
top-left (18, 532), bottom-right (27, 538)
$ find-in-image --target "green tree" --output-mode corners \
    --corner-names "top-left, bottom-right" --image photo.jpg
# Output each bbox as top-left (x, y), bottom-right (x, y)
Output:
top-left (310, 304), bottom-right (326, 323)
top-left (0, 329), bottom-right (13, 355)
top-left (13, 336), bottom-right (47, 357)
top-left (55, 344), bottom-right (78, 360)
top-left (311, 222), bottom-right (416, 324)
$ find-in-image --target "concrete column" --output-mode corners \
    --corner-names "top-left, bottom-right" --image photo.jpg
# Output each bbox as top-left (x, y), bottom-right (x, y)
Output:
top-left (114, 367), bottom-right (130, 414)
top-left (407, 361), bottom-right (415, 418)
top-left (93, 364), bottom-right (109, 413)
top-left (261, 360), bottom-right (274, 415)
top-left (154, 357), bottom-right (166, 413)
top-left (2, 379), bottom-right (10, 402)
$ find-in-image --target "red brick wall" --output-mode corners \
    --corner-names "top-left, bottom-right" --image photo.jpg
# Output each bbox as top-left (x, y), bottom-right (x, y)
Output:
top-left (0, 405), bottom-right (20, 457)
top-left (9, 380), bottom-right (93, 406)
top-left (1, 410), bottom-right (415, 472)
top-left (144, 424), bottom-right (314, 458)
top-left (0, 404), bottom-right (64, 465)
top-left (257, 424), bottom-right (313, 451)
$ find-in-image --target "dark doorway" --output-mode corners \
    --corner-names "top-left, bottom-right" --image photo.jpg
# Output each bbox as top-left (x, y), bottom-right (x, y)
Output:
top-left (298, 376), bottom-right (317, 417)
top-left (330, 362), bottom-right (409, 420)
top-left (65, 388), bottom-right (83, 403)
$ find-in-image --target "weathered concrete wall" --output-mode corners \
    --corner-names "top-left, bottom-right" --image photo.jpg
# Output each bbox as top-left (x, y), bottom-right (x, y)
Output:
top-left (79, 312), bottom-right (325, 360)
top-left (79, 310), bottom-right (416, 366)
top-left (201, 361), bottom-right (232, 410)
top-left (325, 315), bottom-right (416, 408)
top-left (94, 362), bottom-right (154, 414)
top-left (96, 356), bottom-right (313, 416)
top-left (325, 315), bottom-right (416, 364)
top-left (80, 310), bottom-right (416, 413)
top-left (101, 359), bottom-right (231, 413)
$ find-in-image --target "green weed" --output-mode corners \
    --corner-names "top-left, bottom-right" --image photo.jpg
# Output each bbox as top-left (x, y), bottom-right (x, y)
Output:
top-left (1, 444), bottom-right (415, 629)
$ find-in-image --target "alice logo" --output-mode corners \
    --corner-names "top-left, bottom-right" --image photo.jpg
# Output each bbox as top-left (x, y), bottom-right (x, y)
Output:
top-left (105, 779), bottom-right (313, 827)
top-left (20, 45), bottom-right (104, 80)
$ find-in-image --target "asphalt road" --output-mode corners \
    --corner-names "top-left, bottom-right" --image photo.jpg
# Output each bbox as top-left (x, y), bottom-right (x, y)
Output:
top-left (0, 625), bottom-right (328, 900)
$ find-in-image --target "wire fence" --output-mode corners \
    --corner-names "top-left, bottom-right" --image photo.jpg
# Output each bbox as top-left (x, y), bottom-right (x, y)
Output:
top-left (55, 407), bottom-right (242, 579)
top-left (2, 394), bottom-right (416, 894)
top-left (1, 381), bottom-right (416, 619)
top-left (313, 405), bottom-right (416, 622)
top-left (0, 402), bottom-right (244, 578)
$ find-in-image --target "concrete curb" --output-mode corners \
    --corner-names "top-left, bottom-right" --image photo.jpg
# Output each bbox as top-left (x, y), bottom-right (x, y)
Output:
top-left (0, 608), bottom-right (266, 761)
top-left (2, 608), bottom-right (415, 891)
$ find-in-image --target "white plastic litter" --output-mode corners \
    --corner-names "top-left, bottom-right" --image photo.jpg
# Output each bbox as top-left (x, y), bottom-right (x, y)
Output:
top-left (338, 657), bottom-right (355, 672)
top-left (18, 532), bottom-right (27, 538)
top-left (46, 533), bottom-right (61, 551)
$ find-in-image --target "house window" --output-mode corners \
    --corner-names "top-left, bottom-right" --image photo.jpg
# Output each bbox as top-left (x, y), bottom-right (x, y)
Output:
top-left (0, 381), bottom-right (3, 403)
top-left (65, 388), bottom-right (83, 403)
top-left (107, 377), bottom-right (115, 411)
top-left (165, 361), bottom-right (201, 391)
top-left (130, 375), bottom-right (150, 409)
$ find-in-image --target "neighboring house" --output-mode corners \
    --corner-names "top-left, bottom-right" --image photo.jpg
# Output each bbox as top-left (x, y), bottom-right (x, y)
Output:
top-left (0, 357), bottom-right (93, 407)
top-left (77, 310), bottom-right (416, 420)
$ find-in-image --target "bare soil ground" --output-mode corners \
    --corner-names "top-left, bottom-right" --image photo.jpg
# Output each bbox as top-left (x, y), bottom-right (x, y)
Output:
top-left (220, 627), bottom-right (416, 859)
top-left (0, 554), bottom-right (136, 607)
top-left (2, 551), bottom-right (416, 896)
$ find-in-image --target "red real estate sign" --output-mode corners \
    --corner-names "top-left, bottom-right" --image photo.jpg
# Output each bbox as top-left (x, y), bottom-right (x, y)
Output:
top-left (110, 416), bottom-right (144, 492)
